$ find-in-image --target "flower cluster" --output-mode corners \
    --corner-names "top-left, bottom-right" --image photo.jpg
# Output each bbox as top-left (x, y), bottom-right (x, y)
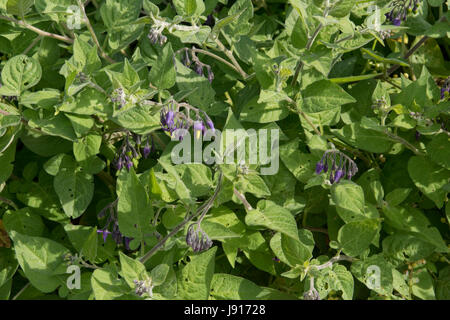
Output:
top-left (440, 77), bottom-right (450, 100)
top-left (176, 47), bottom-right (214, 83)
top-left (110, 87), bottom-right (127, 109)
top-left (114, 133), bottom-right (153, 171)
top-left (186, 223), bottom-right (213, 253)
top-left (133, 279), bottom-right (153, 297)
top-left (97, 199), bottom-right (132, 250)
top-left (160, 101), bottom-right (215, 140)
top-left (303, 287), bottom-right (320, 300)
top-left (385, 0), bottom-right (421, 26)
top-left (148, 28), bottom-right (167, 46)
top-left (315, 149), bottom-right (358, 184)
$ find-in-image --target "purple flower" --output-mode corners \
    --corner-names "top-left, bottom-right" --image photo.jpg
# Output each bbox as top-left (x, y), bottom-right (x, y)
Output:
top-left (125, 156), bottom-right (133, 170)
top-left (193, 120), bottom-right (204, 139)
top-left (315, 162), bottom-right (324, 175)
top-left (415, 131), bottom-right (421, 141)
top-left (97, 229), bottom-right (111, 242)
top-left (165, 110), bottom-right (175, 127)
top-left (206, 66), bottom-right (214, 83)
top-left (143, 137), bottom-right (151, 159)
top-left (206, 119), bottom-right (215, 133)
top-left (195, 64), bottom-right (203, 76)
top-left (315, 149), bottom-right (358, 184)
top-left (334, 169), bottom-right (344, 184)
top-left (385, 0), bottom-right (420, 26)
top-left (186, 223), bottom-right (213, 253)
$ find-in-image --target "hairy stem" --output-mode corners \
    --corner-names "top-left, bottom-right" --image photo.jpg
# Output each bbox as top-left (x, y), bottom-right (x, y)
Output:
top-left (0, 196), bottom-right (19, 210)
top-left (0, 15), bottom-right (74, 43)
top-left (214, 39), bottom-right (249, 80)
top-left (76, 0), bottom-right (115, 63)
top-left (233, 188), bottom-right (253, 211)
top-left (191, 48), bottom-right (240, 74)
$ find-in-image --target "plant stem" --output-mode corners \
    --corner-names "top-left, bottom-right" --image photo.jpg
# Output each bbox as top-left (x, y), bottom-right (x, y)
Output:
top-left (233, 188), bottom-right (253, 211)
top-left (0, 196), bottom-right (19, 210)
top-left (191, 48), bottom-right (240, 74)
top-left (22, 36), bottom-right (42, 55)
top-left (315, 255), bottom-right (354, 271)
top-left (383, 129), bottom-right (424, 156)
top-left (0, 15), bottom-right (74, 43)
top-left (286, 97), bottom-right (322, 136)
top-left (385, 36), bottom-right (428, 77)
top-left (214, 38), bottom-right (249, 80)
top-left (76, 0), bottom-right (115, 64)
top-left (290, 5), bottom-right (330, 86)
top-left (12, 282), bottom-right (31, 300)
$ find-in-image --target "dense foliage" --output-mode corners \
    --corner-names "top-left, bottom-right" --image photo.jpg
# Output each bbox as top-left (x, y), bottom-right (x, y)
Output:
top-left (0, 0), bottom-right (449, 300)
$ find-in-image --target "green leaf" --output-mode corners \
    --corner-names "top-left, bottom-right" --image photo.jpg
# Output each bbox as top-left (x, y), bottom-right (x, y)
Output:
top-left (9, 231), bottom-right (70, 293)
top-left (91, 268), bottom-right (129, 300)
top-left (149, 43), bottom-right (176, 90)
top-left (331, 181), bottom-right (366, 223)
top-left (175, 59), bottom-right (215, 109)
top-left (177, 247), bottom-right (217, 299)
top-left (3, 208), bottom-right (45, 237)
top-left (350, 254), bottom-right (394, 296)
top-left (54, 157), bottom-right (94, 218)
top-left (337, 219), bottom-right (380, 256)
top-left (382, 233), bottom-right (436, 262)
top-left (382, 205), bottom-right (448, 252)
top-left (150, 264), bottom-right (170, 286)
top-left (73, 133), bottom-right (102, 162)
top-left (245, 200), bottom-right (300, 242)
top-left (280, 139), bottom-right (316, 184)
top-left (412, 269), bottom-right (436, 300)
top-left (426, 133), bottom-right (450, 170)
top-left (325, 264), bottom-right (354, 300)
top-left (81, 228), bottom-right (98, 262)
top-left (119, 252), bottom-right (148, 288)
top-left (6, 0), bottom-right (33, 18)
top-left (0, 55), bottom-right (42, 96)
top-left (331, 123), bottom-right (393, 153)
top-left (0, 248), bottom-right (18, 288)
top-left (291, 16), bottom-right (308, 48)
top-left (385, 188), bottom-right (411, 206)
top-left (329, 0), bottom-right (356, 18)
top-left (408, 156), bottom-right (450, 208)
top-left (117, 168), bottom-right (153, 242)
top-left (269, 229), bottom-right (314, 267)
top-left (301, 80), bottom-right (356, 113)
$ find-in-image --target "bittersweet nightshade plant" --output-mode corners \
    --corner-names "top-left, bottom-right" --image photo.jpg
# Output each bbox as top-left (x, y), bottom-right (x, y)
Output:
top-left (0, 0), bottom-right (449, 302)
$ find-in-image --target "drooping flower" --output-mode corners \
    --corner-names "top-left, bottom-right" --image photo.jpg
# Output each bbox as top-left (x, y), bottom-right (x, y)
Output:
top-left (159, 102), bottom-right (215, 141)
top-left (97, 199), bottom-right (133, 249)
top-left (148, 28), bottom-right (167, 46)
top-left (314, 149), bottom-right (358, 184)
top-left (193, 120), bottom-right (205, 140)
top-left (385, 0), bottom-right (421, 26)
top-left (195, 63), bottom-right (203, 76)
top-left (142, 136), bottom-right (151, 159)
top-left (186, 223), bottom-right (213, 253)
